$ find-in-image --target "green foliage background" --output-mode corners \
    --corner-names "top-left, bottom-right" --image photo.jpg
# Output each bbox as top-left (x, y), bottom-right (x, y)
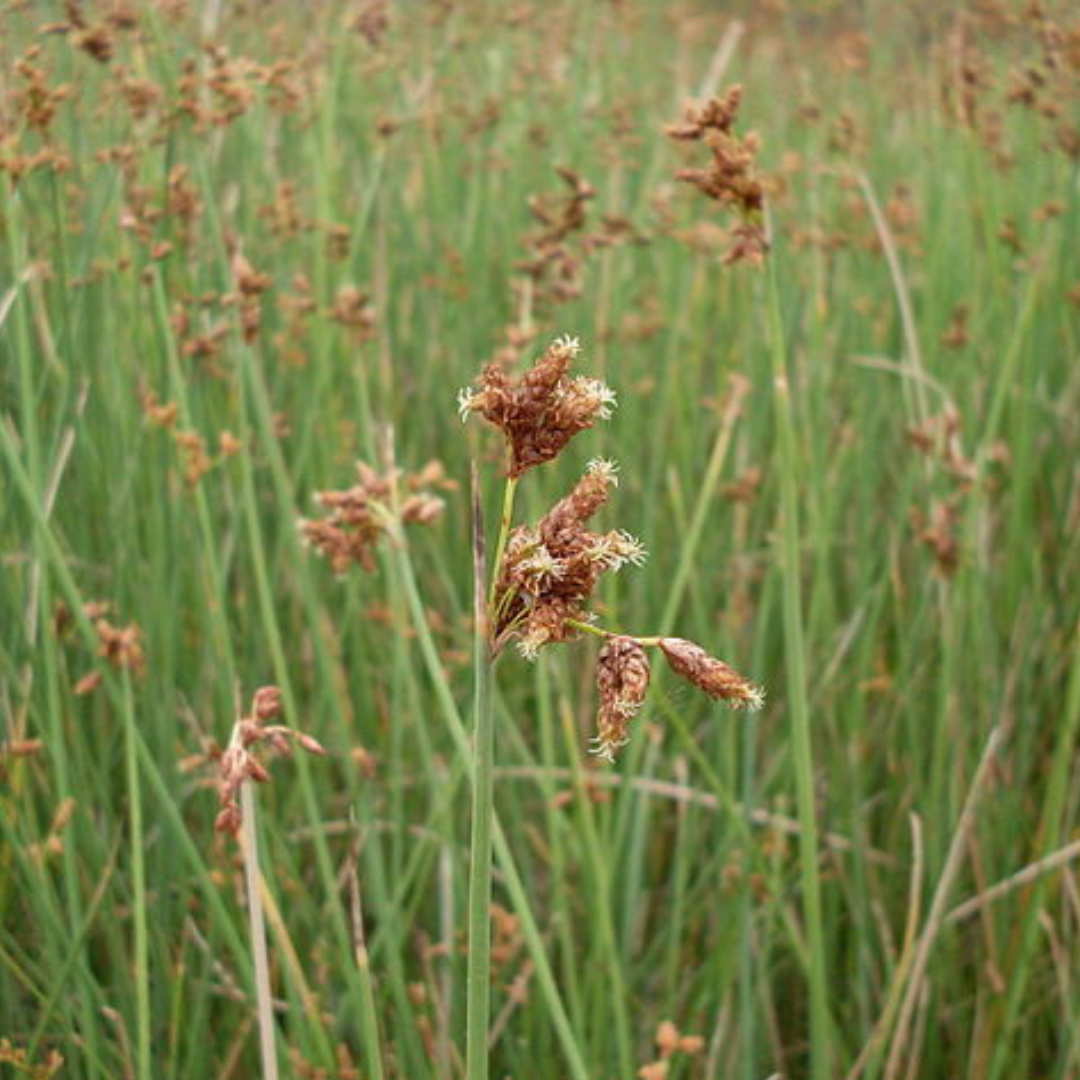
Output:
top-left (2, 1), bottom-right (1079, 1076)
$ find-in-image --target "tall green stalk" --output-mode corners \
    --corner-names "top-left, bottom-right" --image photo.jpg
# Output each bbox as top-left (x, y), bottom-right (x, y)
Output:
top-left (389, 536), bottom-right (590, 1080)
top-left (465, 465), bottom-right (493, 1080)
top-left (765, 246), bottom-right (832, 1079)
top-left (120, 675), bottom-right (151, 1080)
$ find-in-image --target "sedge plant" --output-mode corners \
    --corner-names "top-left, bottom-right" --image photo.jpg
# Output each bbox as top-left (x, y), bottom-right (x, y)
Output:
top-left (458, 332), bottom-right (764, 1079)
top-left (214, 686), bottom-right (327, 1080)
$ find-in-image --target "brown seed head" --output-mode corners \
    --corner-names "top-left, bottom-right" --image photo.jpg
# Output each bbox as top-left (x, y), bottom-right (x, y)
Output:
top-left (214, 686), bottom-right (326, 836)
top-left (459, 335), bottom-right (615, 477)
top-left (95, 618), bottom-right (145, 674)
top-left (593, 636), bottom-right (651, 762)
top-left (658, 638), bottom-right (764, 710)
top-left (492, 460), bottom-right (645, 657)
top-left (299, 460), bottom-right (445, 574)
top-left (666, 86), bottom-right (769, 266)
top-left (231, 250), bottom-right (271, 296)
top-left (328, 285), bottom-right (376, 337)
top-left (251, 685), bottom-right (282, 721)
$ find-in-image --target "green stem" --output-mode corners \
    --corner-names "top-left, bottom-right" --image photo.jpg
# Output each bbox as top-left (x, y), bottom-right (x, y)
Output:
top-left (389, 535), bottom-right (590, 1080)
top-left (121, 674), bottom-right (151, 1080)
top-left (487, 474), bottom-right (519, 610)
top-left (765, 244), bottom-right (832, 1079)
top-left (346, 827), bottom-right (386, 1080)
top-left (564, 618), bottom-right (610, 640)
top-left (466, 465), bottom-right (493, 1080)
top-left (563, 617), bottom-right (660, 647)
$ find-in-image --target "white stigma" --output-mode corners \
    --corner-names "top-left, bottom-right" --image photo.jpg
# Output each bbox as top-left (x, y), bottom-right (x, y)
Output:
top-left (586, 458), bottom-right (619, 486)
top-left (553, 333), bottom-right (582, 356)
top-left (456, 387), bottom-right (477, 422)
top-left (742, 686), bottom-right (766, 712)
top-left (578, 378), bottom-right (617, 419)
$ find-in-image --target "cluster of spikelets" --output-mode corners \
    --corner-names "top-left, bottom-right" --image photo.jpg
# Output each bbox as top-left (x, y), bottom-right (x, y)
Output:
top-left (666, 85), bottom-right (769, 267)
top-left (492, 458), bottom-right (646, 658)
top-left (460, 334), bottom-right (763, 761)
top-left (298, 460), bottom-right (447, 573)
top-left (458, 334), bottom-right (615, 477)
top-left (214, 687), bottom-right (326, 835)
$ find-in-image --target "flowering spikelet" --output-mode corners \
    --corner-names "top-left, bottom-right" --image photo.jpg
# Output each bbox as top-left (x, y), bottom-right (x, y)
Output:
top-left (515, 167), bottom-right (597, 307)
top-left (458, 335), bottom-right (615, 477)
top-left (666, 85), bottom-right (769, 266)
top-left (492, 460), bottom-right (646, 657)
top-left (593, 636), bottom-right (651, 761)
top-left (299, 460), bottom-right (446, 573)
top-left (215, 686), bottom-right (326, 835)
top-left (94, 617), bottom-right (145, 674)
top-left (658, 638), bottom-right (764, 710)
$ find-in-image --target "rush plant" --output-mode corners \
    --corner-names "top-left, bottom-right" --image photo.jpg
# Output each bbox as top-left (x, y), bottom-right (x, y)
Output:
top-left (459, 333), bottom-right (763, 1078)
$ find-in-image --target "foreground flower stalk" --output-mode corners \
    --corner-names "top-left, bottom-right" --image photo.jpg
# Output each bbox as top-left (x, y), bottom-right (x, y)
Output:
top-left (466, 467), bottom-right (494, 1080)
top-left (460, 334), bottom-right (763, 1076)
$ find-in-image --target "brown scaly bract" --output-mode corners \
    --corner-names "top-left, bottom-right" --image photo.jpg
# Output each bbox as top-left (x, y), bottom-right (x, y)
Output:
top-left (666, 85), bottom-right (769, 266)
top-left (491, 460), bottom-right (646, 659)
top-left (458, 335), bottom-right (615, 478)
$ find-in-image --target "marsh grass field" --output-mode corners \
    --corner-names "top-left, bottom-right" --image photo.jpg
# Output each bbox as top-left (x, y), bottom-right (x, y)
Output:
top-left (3, 1), bottom-right (1080, 1076)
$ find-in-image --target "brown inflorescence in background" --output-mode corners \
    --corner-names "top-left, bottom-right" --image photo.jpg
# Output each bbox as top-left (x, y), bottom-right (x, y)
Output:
top-left (215, 686), bottom-right (326, 836)
top-left (299, 460), bottom-right (449, 574)
top-left (515, 166), bottom-right (595, 308)
top-left (666, 84), bottom-right (769, 266)
top-left (53, 600), bottom-right (146, 695)
top-left (637, 1018), bottom-right (706, 1079)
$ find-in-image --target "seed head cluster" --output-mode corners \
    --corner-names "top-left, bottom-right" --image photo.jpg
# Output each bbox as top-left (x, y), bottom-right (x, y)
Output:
top-left (516, 166), bottom-right (596, 307)
top-left (492, 459), bottom-right (646, 658)
top-left (666, 85), bottom-right (769, 266)
top-left (215, 686), bottom-right (326, 836)
top-left (458, 335), bottom-right (616, 478)
top-left (464, 333), bottom-right (763, 760)
top-left (53, 599), bottom-right (145, 696)
top-left (299, 461), bottom-right (446, 574)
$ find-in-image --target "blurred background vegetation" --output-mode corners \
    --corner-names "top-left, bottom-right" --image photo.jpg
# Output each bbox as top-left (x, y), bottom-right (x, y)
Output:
top-left (2, 1), bottom-right (1079, 1076)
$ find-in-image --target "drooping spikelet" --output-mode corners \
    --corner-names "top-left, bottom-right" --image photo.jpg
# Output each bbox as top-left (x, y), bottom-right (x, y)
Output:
top-left (593, 636), bottom-right (651, 761)
top-left (658, 638), bottom-right (764, 710)
top-left (458, 335), bottom-right (615, 477)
